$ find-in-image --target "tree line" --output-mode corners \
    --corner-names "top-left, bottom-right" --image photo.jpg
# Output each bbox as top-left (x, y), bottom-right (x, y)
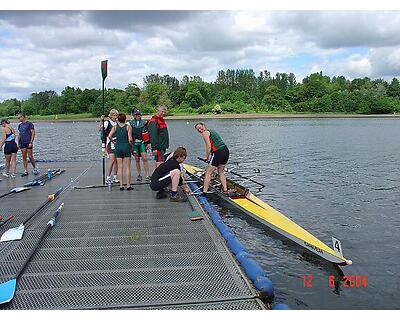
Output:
top-left (1, 69), bottom-right (400, 117)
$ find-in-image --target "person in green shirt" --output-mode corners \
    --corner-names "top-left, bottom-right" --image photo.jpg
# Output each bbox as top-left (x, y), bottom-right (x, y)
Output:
top-left (128, 108), bottom-right (150, 181)
top-left (195, 122), bottom-right (230, 194)
top-left (108, 113), bottom-right (133, 191)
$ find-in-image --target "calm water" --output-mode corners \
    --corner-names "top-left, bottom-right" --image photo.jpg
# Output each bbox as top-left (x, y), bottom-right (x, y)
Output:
top-left (8, 118), bottom-right (400, 309)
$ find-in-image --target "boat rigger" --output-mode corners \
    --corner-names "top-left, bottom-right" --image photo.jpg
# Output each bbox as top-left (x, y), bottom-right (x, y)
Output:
top-left (184, 163), bottom-right (352, 266)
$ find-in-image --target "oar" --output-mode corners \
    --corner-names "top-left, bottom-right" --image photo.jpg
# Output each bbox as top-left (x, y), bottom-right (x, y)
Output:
top-left (0, 187), bottom-right (63, 242)
top-left (0, 203), bottom-right (64, 305)
top-left (23, 169), bottom-right (63, 187)
top-left (0, 215), bottom-right (14, 228)
top-left (0, 187), bottom-right (31, 199)
top-left (197, 157), bottom-right (266, 191)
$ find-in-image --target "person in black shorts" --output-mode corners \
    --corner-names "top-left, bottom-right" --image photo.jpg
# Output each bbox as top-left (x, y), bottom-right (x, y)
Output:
top-left (0, 119), bottom-right (18, 178)
top-left (150, 147), bottom-right (190, 202)
top-left (195, 122), bottom-right (231, 194)
top-left (17, 113), bottom-right (38, 176)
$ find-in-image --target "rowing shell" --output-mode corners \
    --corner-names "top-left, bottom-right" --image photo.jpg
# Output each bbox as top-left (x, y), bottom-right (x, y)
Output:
top-left (184, 163), bottom-right (352, 266)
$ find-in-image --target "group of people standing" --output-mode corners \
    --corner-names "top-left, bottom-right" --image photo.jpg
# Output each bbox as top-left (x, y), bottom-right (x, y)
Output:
top-left (0, 113), bottom-right (38, 179)
top-left (99, 104), bottom-right (231, 202)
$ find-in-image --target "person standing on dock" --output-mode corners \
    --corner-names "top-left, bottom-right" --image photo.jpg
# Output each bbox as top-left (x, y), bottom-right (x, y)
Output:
top-left (147, 104), bottom-right (169, 169)
top-left (128, 108), bottom-right (151, 182)
top-left (195, 122), bottom-right (230, 194)
top-left (17, 113), bottom-right (38, 177)
top-left (0, 119), bottom-right (18, 178)
top-left (98, 109), bottom-right (119, 184)
top-left (150, 146), bottom-right (190, 202)
top-left (108, 112), bottom-right (133, 191)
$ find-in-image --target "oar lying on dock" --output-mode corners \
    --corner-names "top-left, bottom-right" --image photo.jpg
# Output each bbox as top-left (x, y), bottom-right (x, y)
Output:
top-left (23, 169), bottom-right (65, 187)
top-left (0, 187), bottom-right (31, 200)
top-left (0, 187), bottom-right (63, 242)
top-left (0, 203), bottom-right (64, 305)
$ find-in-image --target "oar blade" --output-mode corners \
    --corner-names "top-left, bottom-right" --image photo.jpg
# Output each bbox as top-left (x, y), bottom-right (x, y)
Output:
top-left (13, 187), bottom-right (31, 193)
top-left (0, 279), bottom-right (17, 305)
top-left (1, 224), bottom-right (25, 242)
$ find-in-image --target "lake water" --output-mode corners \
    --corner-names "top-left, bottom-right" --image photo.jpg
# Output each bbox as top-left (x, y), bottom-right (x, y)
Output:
top-left (7, 118), bottom-right (400, 309)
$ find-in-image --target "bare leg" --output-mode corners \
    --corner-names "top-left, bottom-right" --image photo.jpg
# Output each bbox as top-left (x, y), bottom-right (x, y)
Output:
top-left (10, 153), bottom-right (17, 174)
top-left (203, 165), bottom-right (216, 193)
top-left (170, 169), bottom-right (181, 192)
top-left (107, 153), bottom-right (116, 177)
top-left (217, 165), bottom-right (228, 192)
top-left (27, 149), bottom-right (36, 169)
top-left (4, 154), bottom-right (11, 174)
top-left (125, 157), bottom-right (131, 187)
top-left (141, 152), bottom-right (150, 177)
top-left (21, 148), bottom-right (28, 171)
top-left (116, 157), bottom-right (123, 188)
top-left (134, 154), bottom-right (141, 177)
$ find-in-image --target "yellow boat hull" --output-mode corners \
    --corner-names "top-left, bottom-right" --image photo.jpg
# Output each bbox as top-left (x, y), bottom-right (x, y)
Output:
top-left (184, 163), bottom-right (352, 266)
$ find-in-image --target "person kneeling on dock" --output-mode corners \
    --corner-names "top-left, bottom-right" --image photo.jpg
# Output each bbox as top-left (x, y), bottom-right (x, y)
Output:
top-left (150, 147), bottom-right (190, 202)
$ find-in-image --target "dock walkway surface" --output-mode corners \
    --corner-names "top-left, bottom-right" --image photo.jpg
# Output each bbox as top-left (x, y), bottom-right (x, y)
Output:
top-left (0, 162), bottom-right (265, 310)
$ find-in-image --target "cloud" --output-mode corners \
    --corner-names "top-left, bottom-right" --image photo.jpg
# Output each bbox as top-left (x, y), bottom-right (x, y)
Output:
top-left (1, 10), bottom-right (400, 101)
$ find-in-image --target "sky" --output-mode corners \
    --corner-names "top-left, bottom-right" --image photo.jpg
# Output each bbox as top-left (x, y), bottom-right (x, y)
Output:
top-left (1, 9), bottom-right (400, 101)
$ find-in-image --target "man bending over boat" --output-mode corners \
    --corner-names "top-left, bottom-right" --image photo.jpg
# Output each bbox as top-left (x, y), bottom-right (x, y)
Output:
top-left (150, 146), bottom-right (190, 202)
top-left (195, 122), bottom-right (230, 194)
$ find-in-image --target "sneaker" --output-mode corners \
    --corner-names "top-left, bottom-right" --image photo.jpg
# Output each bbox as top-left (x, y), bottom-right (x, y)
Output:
top-left (145, 176), bottom-right (151, 181)
top-left (10, 174), bottom-right (16, 178)
top-left (21, 171), bottom-right (29, 177)
top-left (127, 186), bottom-right (134, 191)
top-left (170, 194), bottom-right (187, 202)
top-left (2, 172), bottom-right (9, 178)
top-left (156, 189), bottom-right (167, 199)
top-left (119, 187), bottom-right (125, 191)
top-left (136, 175), bottom-right (142, 182)
top-left (113, 176), bottom-right (120, 183)
top-left (105, 176), bottom-right (112, 184)
top-left (33, 168), bottom-right (39, 175)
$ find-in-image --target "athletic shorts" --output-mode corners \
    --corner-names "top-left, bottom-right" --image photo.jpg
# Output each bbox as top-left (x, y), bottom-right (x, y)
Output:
top-left (150, 174), bottom-right (183, 191)
top-left (19, 141), bottom-right (32, 149)
top-left (210, 146), bottom-right (229, 167)
top-left (115, 144), bottom-right (131, 158)
top-left (4, 141), bottom-right (18, 155)
top-left (133, 142), bottom-right (146, 155)
top-left (154, 149), bottom-right (166, 162)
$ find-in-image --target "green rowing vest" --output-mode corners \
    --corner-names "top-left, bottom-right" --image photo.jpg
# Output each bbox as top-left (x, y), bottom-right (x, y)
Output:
top-left (209, 129), bottom-right (225, 152)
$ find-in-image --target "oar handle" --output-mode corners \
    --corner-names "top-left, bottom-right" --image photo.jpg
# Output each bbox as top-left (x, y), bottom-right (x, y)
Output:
top-left (197, 156), bottom-right (209, 163)
top-left (22, 187), bottom-right (64, 225)
top-left (0, 215), bottom-right (13, 227)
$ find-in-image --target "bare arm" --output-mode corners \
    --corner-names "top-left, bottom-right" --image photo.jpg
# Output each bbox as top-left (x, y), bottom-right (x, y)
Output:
top-left (98, 115), bottom-right (105, 132)
top-left (127, 125), bottom-right (133, 144)
top-left (108, 126), bottom-right (116, 141)
top-left (30, 128), bottom-right (35, 145)
top-left (0, 128), bottom-right (5, 149)
top-left (201, 130), bottom-right (211, 160)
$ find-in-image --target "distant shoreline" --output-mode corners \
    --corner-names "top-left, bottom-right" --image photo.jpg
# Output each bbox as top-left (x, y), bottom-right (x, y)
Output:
top-left (7, 112), bottom-right (400, 123)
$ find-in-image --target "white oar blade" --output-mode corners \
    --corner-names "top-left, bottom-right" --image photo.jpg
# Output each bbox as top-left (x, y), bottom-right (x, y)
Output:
top-left (13, 187), bottom-right (31, 193)
top-left (0, 279), bottom-right (16, 304)
top-left (1, 225), bottom-right (25, 242)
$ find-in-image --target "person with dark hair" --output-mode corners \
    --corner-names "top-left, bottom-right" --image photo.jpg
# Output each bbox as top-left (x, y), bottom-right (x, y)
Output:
top-left (0, 119), bottom-right (18, 178)
top-left (98, 108), bottom-right (119, 184)
top-left (128, 108), bottom-right (150, 181)
top-left (108, 112), bottom-right (133, 191)
top-left (147, 104), bottom-right (169, 168)
top-left (195, 122), bottom-right (230, 194)
top-left (150, 146), bottom-right (190, 202)
top-left (17, 112), bottom-right (38, 176)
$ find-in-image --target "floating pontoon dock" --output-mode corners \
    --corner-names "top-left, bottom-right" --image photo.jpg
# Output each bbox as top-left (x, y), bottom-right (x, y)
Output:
top-left (0, 162), bottom-right (265, 309)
